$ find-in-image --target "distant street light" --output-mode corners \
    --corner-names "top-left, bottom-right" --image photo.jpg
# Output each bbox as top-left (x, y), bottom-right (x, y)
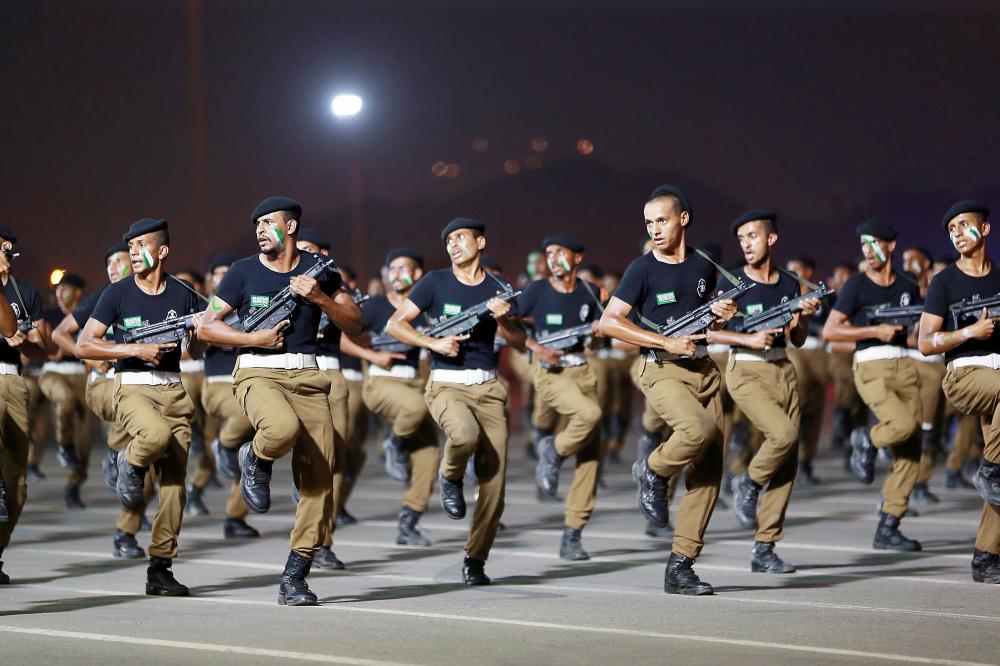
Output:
top-left (331, 94), bottom-right (363, 117)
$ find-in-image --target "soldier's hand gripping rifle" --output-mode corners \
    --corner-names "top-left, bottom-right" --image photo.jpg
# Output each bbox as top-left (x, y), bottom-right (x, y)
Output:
top-left (735, 284), bottom-right (834, 334)
top-left (949, 292), bottom-right (1000, 328)
top-left (241, 257), bottom-right (342, 333)
top-left (425, 289), bottom-right (522, 339)
top-left (657, 281), bottom-right (754, 338)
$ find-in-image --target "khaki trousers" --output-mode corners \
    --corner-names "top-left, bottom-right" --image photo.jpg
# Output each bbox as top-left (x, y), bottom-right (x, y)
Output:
top-left (427, 379), bottom-right (508, 560)
top-left (913, 360), bottom-right (946, 484)
top-left (639, 357), bottom-right (724, 559)
top-left (322, 369), bottom-right (349, 546)
top-left (533, 363), bottom-right (601, 530)
top-left (114, 381), bottom-right (194, 558)
top-left (339, 377), bottom-right (368, 507)
top-left (201, 380), bottom-right (252, 519)
top-left (39, 371), bottom-right (93, 486)
top-left (727, 357), bottom-right (800, 543)
top-left (0, 374), bottom-right (30, 551)
top-left (787, 347), bottom-right (828, 463)
top-left (363, 375), bottom-right (439, 512)
top-left (235, 367), bottom-right (335, 557)
top-left (25, 374), bottom-right (49, 467)
top-left (853, 358), bottom-right (921, 518)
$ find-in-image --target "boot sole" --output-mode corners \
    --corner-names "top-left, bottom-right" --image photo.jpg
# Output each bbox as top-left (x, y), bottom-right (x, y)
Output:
top-left (278, 595), bottom-right (318, 606)
top-left (873, 542), bottom-right (922, 552)
top-left (632, 461), bottom-right (668, 528)
top-left (145, 587), bottom-right (190, 596)
top-left (751, 563), bottom-right (796, 574)
top-left (664, 584), bottom-right (713, 596)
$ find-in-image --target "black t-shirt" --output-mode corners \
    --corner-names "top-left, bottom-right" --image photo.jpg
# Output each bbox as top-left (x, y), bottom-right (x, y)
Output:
top-left (215, 252), bottom-right (340, 356)
top-left (517, 279), bottom-right (600, 353)
top-left (613, 250), bottom-right (718, 353)
top-left (73, 287), bottom-right (115, 344)
top-left (361, 294), bottom-right (419, 369)
top-left (924, 262), bottom-right (1000, 362)
top-left (832, 272), bottom-right (921, 352)
top-left (43, 305), bottom-right (81, 362)
top-left (407, 268), bottom-right (514, 371)
top-left (204, 345), bottom-right (238, 377)
top-left (90, 277), bottom-right (200, 372)
top-left (728, 267), bottom-right (800, 349)
top-left (0, 276), bottom-right (43, 367)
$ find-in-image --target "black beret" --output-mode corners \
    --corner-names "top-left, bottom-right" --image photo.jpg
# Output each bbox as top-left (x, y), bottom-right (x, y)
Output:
top-left (296, 227), bottom-right (329, 249)
top-left (942, 200), bottom-right (989, 228)
top-left (57, 272), bottom-right (86, 289)
top-left (440, 217), bottom-right (486, 242)
top-left (385, 247), bottom-right (425, 269)
top-left (251, 196), bottom-right (302, 224)
top-left (0, 224), bottom-right (18, 244)
top-left (122, 218), bottom-right (168, 242)
top-left (730, 209), bottom-right (778, 235)
top-left (856, 218), bottom-right (897, 241)
top-left (207, 251), bottom-right (238, 273)
top-left (542, 233), bottom-right (585, 253)
top-left (480, 255), bottom-right (501, 271)
top-left (905, 246), bottom-right (934, 264)
top-left (103, 242), bottom-right (129, 264)
top-left (647, 184), bottom-right (692, 216)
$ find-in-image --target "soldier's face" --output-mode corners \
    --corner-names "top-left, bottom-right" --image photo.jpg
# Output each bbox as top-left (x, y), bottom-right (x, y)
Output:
top-left (545, 246), bottom-right (578, 277)
top-left (387, 257), bottom-right (422, 293)
top-left (296, 240), bottom-right (322, 254)
top-left (643, 198), bottom-right (688, 252)
top-left (107, 251), bottom-right (131, 283)
top-left (860, 237), bottom-right (893, 270)
top-left (445, 229), bottom-right (484, 266)
top-left (786, 260), bottom-right (814, 282)
top-left (902, 249), bottom-right (931, 276)
top-left (256, 214), bottom-right (294, 256)
top-left (947, 214), bottom-right (989, 256)
top-left (736, 220), bottom-right (776, 268)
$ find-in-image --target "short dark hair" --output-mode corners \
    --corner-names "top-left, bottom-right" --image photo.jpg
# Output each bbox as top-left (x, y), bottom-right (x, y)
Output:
top-left (788, 255), bottom-right (816, 270)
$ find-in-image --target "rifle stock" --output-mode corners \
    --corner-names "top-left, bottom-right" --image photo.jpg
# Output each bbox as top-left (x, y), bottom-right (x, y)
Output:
top-left (659, 281), bottom-right (753, 338)
top-left (736, 285), bottom-right (834, 334)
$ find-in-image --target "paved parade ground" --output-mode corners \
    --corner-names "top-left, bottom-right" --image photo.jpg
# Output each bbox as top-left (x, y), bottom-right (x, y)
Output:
top-left (2, 444), bottom-right (997, 666)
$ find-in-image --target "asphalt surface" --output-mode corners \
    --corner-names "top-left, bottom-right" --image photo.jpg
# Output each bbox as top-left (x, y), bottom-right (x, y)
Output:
top-left (2, 436), bottom-right (997, 666)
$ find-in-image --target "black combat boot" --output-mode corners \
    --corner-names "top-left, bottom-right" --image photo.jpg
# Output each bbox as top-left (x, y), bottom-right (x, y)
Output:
top-left (946, 468), bottom-right (975, 489)
top-left (873, 512), bottom-right (922, 551)
top-left (116, 452), bottom-right (148, 510)
top-left (973, 460), bottom-right (1000, 506)
top-left (224, 518), bottom-right (260, 539)
top-left (849, 426), bottom-right (877, 484)
top-left (26, 464), bottom-right (45, 481)
top-left (278, 551), bottom-right (318, 606)
top-left (397, 506), bottom-right (431, 546)
top-left (0, 477), bottom-right (9, 522)
top-left (64, 484), bottom-right (86, 510)
top-left (112, 530), bottom-right (145, 559)
top-left (462, 556), bottom-right (491, 585)
top-left (731, 472), bottom-right (761, 530)
top-left (632, 455), bottom-right (670, 528)
top-left (238, 443), bottom-right (273, 513)
top-left (439, 474), bottom-right (466, 519)
top-left (645, 518), bottom-right (673, 538)
top-left (751, 541), bottom-right (796, 573)
top-left (637, 428), bottom-right (659, 461)
top-left (57, 443), bottom-right (80, 470)
top-left (971, 549), bottom-right (1000, 584)
top-left (911, 482), bottom-right (940, 504)
top-left (559, 527), bottom-right (590, 561)
top-left (102, 448), bottom-right (117, 491)
top-left (383, 433), bottom-right (412, 482)
top-left (335, 508), bottom-right (358, 527)
top-left (664, 552), bottom-right (713, 595)
top-left (313, 546), bottom-right (345, 570)
top-left (146, 556), bottom-right (189, 596)
top-left (535, 435), bottom-right (565, 497)
top-left (797, 459), bottom-right (821, 486)
top-left (184, 483), bottom-right (209, 517)
top-left (212, 439), bottom-right (241, 480)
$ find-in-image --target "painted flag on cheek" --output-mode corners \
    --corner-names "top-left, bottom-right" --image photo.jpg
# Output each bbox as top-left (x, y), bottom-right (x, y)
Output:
top-left (860, 234), bottom-right (886, 263)
top-left (142, 249), bottom-right (155, 269)
top-left (271, 226), bottom-right (285, 244)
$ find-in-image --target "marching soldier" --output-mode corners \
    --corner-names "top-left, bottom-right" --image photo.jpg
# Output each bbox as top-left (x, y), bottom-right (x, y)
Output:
top-left (197, 197), bottom-right (362, 605)
top-left (600, 185), bottom-right (737, 595)
top-left (76, 218), bottom-right (203, 594)
top-left (822, 219), bottom-right (923, 551)
top-left (918, 200), bottom-right (999, 583)
top-left (387, 217), bottom-right (526, 584)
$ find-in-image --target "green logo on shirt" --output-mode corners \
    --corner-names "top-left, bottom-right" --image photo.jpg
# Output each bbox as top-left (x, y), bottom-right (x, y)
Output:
top-left (746, 304), bottom-right (764, 316)
top-left (655, 292), bottom-right (676, 305)
top-left (443, 303), bottom-right (462, 316)
top-left (545, 313), bottom-right (563, 326)
top-left (250, 295), bottom-right (270, 309)
top-left (122, 316), bottom-right (144, 330)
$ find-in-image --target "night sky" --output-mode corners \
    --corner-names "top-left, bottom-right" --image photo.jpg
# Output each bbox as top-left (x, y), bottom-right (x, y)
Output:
top-left (3, 0), bottom-right (999, 294)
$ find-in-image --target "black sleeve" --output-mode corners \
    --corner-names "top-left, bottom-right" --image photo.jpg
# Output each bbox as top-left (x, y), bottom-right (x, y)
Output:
top-left (23, 282), bottom-right (44, 321)
top-left (407, 273), bottom-right (435, 314)
top-left (832, 277), bottom-right (860, 317)
top-left (613, 258), bottom-right (645, 306)
top-left (923, 273), bottom-right (949, 319)
top-left (361, 301), bottom-right (380, 331)
top-left (90, 286), bottom-right (118, 327)
top-left (216, 263), bottom-right (245, 309)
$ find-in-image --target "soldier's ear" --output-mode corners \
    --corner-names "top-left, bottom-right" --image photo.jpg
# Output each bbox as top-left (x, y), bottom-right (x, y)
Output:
top-left (476, 234), bottom-right (487, 251)
top-left (286, 218), bottom-right (299, 236)
top-left (159, 244), bottom-right (170, 260)
top-left (982, 222), bottom-right (991, 238)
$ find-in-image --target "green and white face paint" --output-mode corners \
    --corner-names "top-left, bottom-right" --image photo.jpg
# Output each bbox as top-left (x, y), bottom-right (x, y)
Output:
top-left (950, 226), bottom-right (982, 250)
top-left (558, 256), bottom-right (572, 273)
top-left (141, 248), bottom-right (155, 269)
top-left (860, 234), bottom-right (886, 263)
top-left (399, 270), bottom-right (413, 287)
top-left (270, 225), bottom-right (285, 245)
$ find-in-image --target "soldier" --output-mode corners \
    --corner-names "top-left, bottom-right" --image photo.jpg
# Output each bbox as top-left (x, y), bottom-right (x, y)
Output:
top-left (0, 223), bottom-right (47, 584)
top-left (76, 218), bottom-right (204, 594)
top-left (822, 219), bottom-right (923, 551)
top-left (600, 185), bottom-right (737, 595)
top-left (717, 210), bottom-right (820, 573)
top-left (387, 217), bottom-right (526, 584)
top-left (521, 234), bottom-right (603, 560)
top-left (918, 200), bottom-right (999, 583)
top-left (197, 197), bottom-right (362, 605)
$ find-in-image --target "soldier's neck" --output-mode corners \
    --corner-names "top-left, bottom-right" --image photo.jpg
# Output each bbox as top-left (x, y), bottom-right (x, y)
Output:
top-left (261, 246), bottom-right (300, 273)
top-left (744, 256), bottom-right (777, 284)
top-left (865, 262), bottom-right (895, 287)
top-left (134, 269), bottom-right (166, 295)
top-left (957, 246), bottom-right (991, 277)
top-left (549, 273), bottom-right (576, 293)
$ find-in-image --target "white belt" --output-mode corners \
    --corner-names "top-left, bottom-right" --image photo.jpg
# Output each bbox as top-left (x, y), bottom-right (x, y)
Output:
top-left (206, 374), bottom-right (234, 383)
top-left (42, 360), bottom-right (86, 375)
top-left (706, 343), bottom-right (730, 355)
top-left (316, 355), bottom-right (341, 371)
top-left (180, 359), bottom-right (205, 373)
top-left (0, 362), bottom-right (20, 376)
top-left (88, 368), bottom-right (115, 384)
top-left (731, 348), bottom-right (788, 363)
top-left (647, 347), bottom-right (708, 363)
top-left (854, 345), bottom-right (908, 363)
top-left (909, 348), bottom-right (944, 364)
top-left (23, 365), bottom-right (43, 377)
top-left (118, 370), bottom-right (182, 386)
top-left (368, 364), bottom-right (418, 380)
top-left (557, 352), bottom-right (588, 367)
top-left (342, 368), bottom-right (364, 382)
top-left (596, 348), bottom-right (628, 360)
top-left (799, 336), bottom-right (825, 351)
top-left (430, 368), bottom-right (497, 385)
top-left (948, 354), bottom-right (1000, 372)
top-left (237, 353), bottom-right (318, 371)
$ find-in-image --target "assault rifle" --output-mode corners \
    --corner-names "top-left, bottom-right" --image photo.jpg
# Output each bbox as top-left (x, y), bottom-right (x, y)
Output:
top-left (16, 318), bottom-right (35, 334)
top-left (317, 288), bottom-right (369, 332)
top-left (657, 281), bottom-right (754, 337)
top-left (863, 304), bottom-right (924, 327)
top-left (370, 332), bottom-right (415, 353)
top-left (735, 284), bottom-right (834, 333)
top-left (425, 289), bottom-right (521, 339)
top-left (535, 322), bottom-right (597, 350)
top-left (242, 257), bottom-right (340, 333)
top-left (949, 292), bottom-right (1000, 328)
top-left (123, 310), bottom-right (241, 345)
